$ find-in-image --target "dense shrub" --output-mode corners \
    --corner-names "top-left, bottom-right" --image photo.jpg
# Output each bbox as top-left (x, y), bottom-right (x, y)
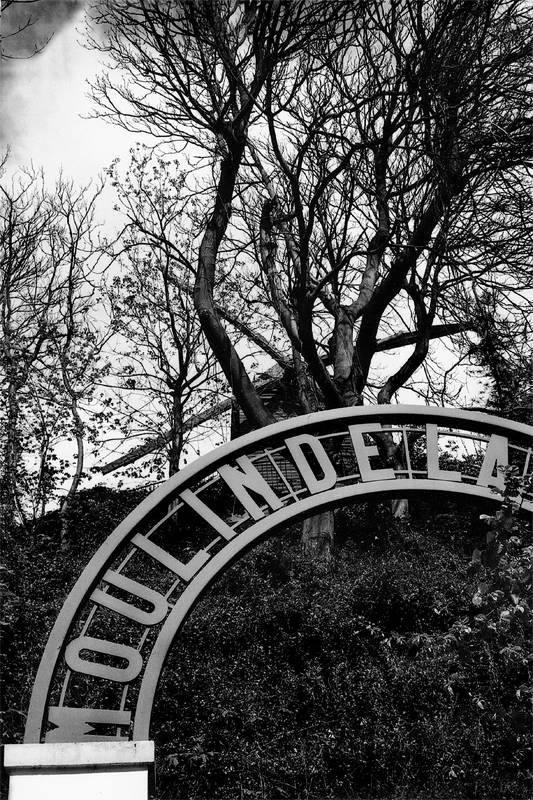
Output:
top-left (1, 490), bottom-right (531, 799)
top-left (152, 500), bottom-right (531, 800)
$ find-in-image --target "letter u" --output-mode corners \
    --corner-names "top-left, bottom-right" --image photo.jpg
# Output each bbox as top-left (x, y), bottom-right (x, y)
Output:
top-left (91, 570), bottom-right (169, 626)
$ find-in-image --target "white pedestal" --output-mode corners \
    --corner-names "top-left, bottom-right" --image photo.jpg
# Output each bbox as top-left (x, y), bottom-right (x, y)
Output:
top-left (3, 741), bottom-right (154, 800)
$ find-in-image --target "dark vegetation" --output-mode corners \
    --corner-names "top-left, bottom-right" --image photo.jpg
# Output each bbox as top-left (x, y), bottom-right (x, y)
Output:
top-left (1, 488), bottom-right (531, 799)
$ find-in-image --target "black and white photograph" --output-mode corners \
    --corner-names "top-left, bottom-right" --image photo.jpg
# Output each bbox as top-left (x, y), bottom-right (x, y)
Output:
top-left (1, 2), bottom-right (532, 799)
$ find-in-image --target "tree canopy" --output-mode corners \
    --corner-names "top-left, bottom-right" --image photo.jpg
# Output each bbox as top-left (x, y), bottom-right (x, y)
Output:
top-left (87, 0), bottom-right (532, 428)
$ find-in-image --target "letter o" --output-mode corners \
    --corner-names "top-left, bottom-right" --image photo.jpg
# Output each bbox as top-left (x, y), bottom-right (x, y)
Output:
top-left (65, 636), bottom-right (143, 683)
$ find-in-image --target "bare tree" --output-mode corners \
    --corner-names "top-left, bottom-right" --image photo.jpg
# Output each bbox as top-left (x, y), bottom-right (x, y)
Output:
top-left (88, 0), bottom-right (532, 558)
top-left (0, 166), bottom-right (110, 541)
top-left (0, 167), bottom-right (59, 531)
top-left (51, 178), bottom-right (112, 546)
top-left (104, 147), bottom-right (223, 478)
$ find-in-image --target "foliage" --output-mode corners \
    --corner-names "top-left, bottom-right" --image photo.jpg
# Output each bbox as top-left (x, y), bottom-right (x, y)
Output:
top-left (444, 467), bottom-right (533, 787)
top-left (468, 294), bottom-right (533, 424)
top-left (152, 499), bottom-right (532, 800)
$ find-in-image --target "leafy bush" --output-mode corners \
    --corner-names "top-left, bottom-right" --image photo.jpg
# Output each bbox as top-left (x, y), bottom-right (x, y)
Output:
top-left (1, 490), bottom-right (531, 800)
top-left (152, 498), bottom-right (531, 799)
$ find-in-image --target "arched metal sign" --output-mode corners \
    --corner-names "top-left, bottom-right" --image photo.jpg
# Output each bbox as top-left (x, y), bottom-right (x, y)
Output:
top-left (25, 406), bottom-right (532, 745)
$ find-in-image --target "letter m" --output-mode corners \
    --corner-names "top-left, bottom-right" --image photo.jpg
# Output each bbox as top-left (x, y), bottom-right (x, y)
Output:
top-left (45, 707), bottom-right (131, 742)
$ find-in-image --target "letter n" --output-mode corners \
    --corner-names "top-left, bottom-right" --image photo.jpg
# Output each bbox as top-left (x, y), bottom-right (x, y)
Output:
top-left (218, 456), bottom-right (283, 519)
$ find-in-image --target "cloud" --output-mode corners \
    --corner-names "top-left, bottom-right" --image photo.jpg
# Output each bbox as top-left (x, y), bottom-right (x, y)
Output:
top-left (1, 0), bottom-right (86, 59)
top-left (1, 1), bottom-right (88, 150)
top-left (1, 2), bottom-right (142, 187)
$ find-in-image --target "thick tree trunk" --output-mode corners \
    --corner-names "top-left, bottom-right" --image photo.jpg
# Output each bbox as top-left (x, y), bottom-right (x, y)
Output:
top-left (168, 389), bottom-right (184, 477)
top-left (194, 144), bottom-right (274, 429)
top-left (373, 425), bottom-right (411, 520)
top-left (168, 436), bottom-right (181, 477)
top-left (391, 497), bottom-right (409, 519)
top-left (290, 346), bottom-right (336, 561)
top-left (0, 380), bottom-right (22, 536)
top-left (59, 395), bottom-right (84, 549)
top-left (302, 511), bottom-right (334, 562)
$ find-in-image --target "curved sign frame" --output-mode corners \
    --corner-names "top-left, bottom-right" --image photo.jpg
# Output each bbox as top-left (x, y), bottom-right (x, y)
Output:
top-left (24, 406), bottom-right (532, 745)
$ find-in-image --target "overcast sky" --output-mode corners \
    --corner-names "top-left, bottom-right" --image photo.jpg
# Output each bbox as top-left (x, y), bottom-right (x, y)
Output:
top-left (1, 0), bottom-right (138, 183)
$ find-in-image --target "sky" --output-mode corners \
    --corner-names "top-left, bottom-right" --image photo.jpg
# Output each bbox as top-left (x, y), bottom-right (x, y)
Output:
top-left (1, 0), bottom-right (137, 183)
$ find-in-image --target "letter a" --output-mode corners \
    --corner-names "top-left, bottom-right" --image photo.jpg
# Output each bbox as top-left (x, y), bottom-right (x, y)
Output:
top-left (477, 434), bottom-right (508, 492)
